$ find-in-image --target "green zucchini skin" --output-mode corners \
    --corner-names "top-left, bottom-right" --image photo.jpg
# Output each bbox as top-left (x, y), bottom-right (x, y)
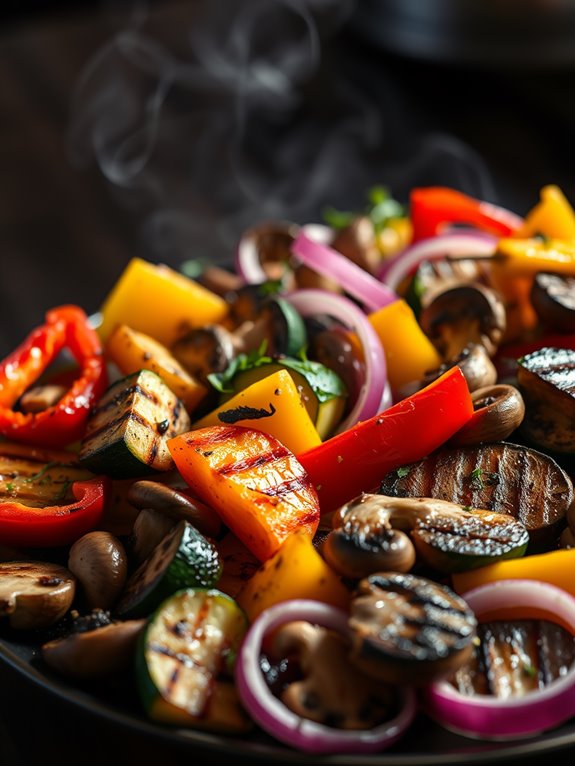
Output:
top-left (136, 588), bottom-right (250, 732)
top-left (79, 369), bottom-right (191, 478)
top-left (117, 520), bottom-right (222, 619)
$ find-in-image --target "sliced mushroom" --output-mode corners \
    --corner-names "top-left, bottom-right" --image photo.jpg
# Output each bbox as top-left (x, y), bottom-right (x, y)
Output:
top-left (0, 561), bottom-right (75, 629)
top-left (269, 620), bottom-right (397, 728)
top-left (197, 265), bottom-right (244, 297)
top-left (42, 611), bottom-right (145, 679)
top-left (68, 532), bottom-right (127, 609)
top-left (128, 480), bottom-right (221, 539)
top-left (450, 384), bottom-right (525, 446)
top-left (348, 572), bottom-right (477, 685)
top-left (325, 493), bottom-right (528, 577)
top-left (420, 282), bottom-right (506, 358)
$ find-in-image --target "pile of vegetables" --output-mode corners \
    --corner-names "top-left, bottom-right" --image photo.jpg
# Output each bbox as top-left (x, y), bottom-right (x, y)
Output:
top-left (4, 183), bottom-right (575, 754)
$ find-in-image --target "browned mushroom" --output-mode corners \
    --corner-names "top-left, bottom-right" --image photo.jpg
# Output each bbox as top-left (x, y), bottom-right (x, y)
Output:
top-left (128, 480), bottom-right (222, 540)
top-left (450, 384), bottom-right (525, 446)
top-left (324, 493), bottom-right (528, 577)
top-left (42, 609), bottom-right (145, 679)
top-left (0, 561), bottom-right (75, 629)
top-left (268, 620), bottom-right (397, 728)
top-left (420, 282), bottom-right (506, 358)
top-left (18, 384), bottom-right (68, 414)
top-left (348, 572), bottom-right (477, 685)
top-left (68, 532), bottom-right (128, 609)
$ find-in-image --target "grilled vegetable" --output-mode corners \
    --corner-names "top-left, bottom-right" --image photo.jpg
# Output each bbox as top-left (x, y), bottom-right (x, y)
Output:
top-left (517, 346), bottom-right (575, 453)
top-left (79, 369), bottom-right (191, 478)
top-left (0, 561), bottom-right (75, 629)
top-left (379, 442), bottom-right (573, 547)
top-left (42, 611), bottom-right (145, 679)
top-left (419, 282), bottom-right (506, 359)
top-left (348, 572), bottom-right (477, 685)
top-left (236, 529), bottom-right (351, 623)
top-left (531, 273), bottom-right (575, 332)
top-left (168, 425), bottom-right (320, 562)
top-left (136, 588), bottom-right (251, 732)
top-left (0, 442), bottom-right (106, 548)
top-left (116, 520), bottom-right (222, 618)
top-left (324, 493), bottom-right (528, 577)
top-left (194, 369), bottom-right (322, 455)
top-left (105, 324), bottom-right (207, 413)
top-left (450, 384), bottom-right (525, 447)
top-left (218, 357), bottom-right (346, 440)
top-left (68, 531), bottom-right (128, 609)
top-left (451, 618), bottom-right (575, 698)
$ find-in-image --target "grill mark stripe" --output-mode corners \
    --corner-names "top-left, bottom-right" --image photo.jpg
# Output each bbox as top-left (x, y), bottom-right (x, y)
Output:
top-left (217, 446), bottom-right (290, 476)
top-left (95, 383), bottom-right (161, 413)
top-left (259, 475), bottom-right (309, 498)
top-left (85, 410), bottom-right (154, 441)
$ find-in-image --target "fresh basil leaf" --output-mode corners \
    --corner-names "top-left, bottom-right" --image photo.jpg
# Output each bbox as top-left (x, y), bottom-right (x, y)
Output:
top-left (279, 357), bottom-right (347, 403)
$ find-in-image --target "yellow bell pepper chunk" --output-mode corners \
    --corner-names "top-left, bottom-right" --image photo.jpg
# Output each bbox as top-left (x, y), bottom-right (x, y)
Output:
top-left (452, 549), bottom-right (575, 626)
top-left (490, 237), bottom-right (575, 339)
top-left (105, 324), bottom-right (207, 413)
top-left (98, 258), bottom-right (228, 346)
top-left (236, 529), bottom-right (351, 623)
top-left (192, 369), bottom-right (322, 455)
top-left (369, 299), bottom-right (441, 397)
top-left (515, 185), bottom-right (575, 239)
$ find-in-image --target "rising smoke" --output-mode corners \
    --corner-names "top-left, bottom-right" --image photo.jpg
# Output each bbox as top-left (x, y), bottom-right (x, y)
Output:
top-left (68, 0), bottom-right (494, 268)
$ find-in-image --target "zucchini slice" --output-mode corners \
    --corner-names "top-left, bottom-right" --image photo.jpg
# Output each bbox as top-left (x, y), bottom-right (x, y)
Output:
top-left (136, 588), bottom-right (250, 732)
top-left (117, 520), bottom-right (222, 618)
top-left (79, 369), bottom-right (191, 478)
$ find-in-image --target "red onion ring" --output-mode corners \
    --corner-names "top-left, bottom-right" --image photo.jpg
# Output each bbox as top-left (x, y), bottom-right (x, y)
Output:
top-left (378, 232), bottom-right (498, 292)
top-left (425, 579), bottom-right (575, 740)
top-left (235, 222), bottom-right (334, 285)
top-left (235, 599), bottom-right (417, 754)
top-left (292, 231), bottom-right (398, 312)
top-left (286, 289), bottom-right (387, 432)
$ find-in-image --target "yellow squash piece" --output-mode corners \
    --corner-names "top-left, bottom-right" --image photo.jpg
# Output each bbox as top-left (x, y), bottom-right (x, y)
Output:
top-left (98, 258), bottom-right (228, 346)
top-left (369, 299), bottom-right (441, 396)
top-left (193, 369), bottom-right (322, 455)
top-left (106, 324), bottom-right (207, 413)
top-left (236, 529), bottom-right (351, 623)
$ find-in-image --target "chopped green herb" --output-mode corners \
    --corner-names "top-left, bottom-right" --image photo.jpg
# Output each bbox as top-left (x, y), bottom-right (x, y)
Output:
top-left (522, 662), bottom-right (538, 679)
top-left (5, 482), bottom-right (15, 493)
top-left (470, 467), bottom-right (485, 490)
top-left (396, 466), bottom-right (410, 479)
top-left (322, 186), bottom-right (405, 235)
top-left (24, 462), bottom-right (60, 484)
top-left (53, 480), bottom-right (72, 504)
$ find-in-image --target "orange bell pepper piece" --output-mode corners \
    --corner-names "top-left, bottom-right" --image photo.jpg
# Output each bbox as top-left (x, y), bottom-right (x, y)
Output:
top-left (168, 425), bottom-right (319, 562)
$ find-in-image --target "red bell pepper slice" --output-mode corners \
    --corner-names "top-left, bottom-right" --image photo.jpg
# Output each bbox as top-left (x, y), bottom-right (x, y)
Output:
top-left (0, 305), bottom-right (108, 448)
top-left (297, 366), bottom-right (474, 514)
top-left (0, 477), bottom-right (108, 547)
top-left (410, 187), bottom-right (523, 242)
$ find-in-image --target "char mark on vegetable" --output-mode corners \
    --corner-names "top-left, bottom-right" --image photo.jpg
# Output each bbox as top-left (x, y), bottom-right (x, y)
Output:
top-left (217, 446), bottom-right (290, 476)
top-left (217, 403), bottom-right (277, 424)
